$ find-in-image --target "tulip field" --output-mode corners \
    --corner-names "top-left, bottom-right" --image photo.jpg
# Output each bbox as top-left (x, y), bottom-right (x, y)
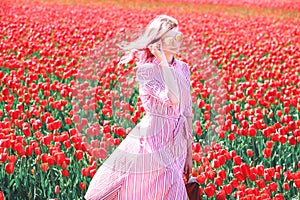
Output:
top-left (1, 0), bottom-right (300, 199)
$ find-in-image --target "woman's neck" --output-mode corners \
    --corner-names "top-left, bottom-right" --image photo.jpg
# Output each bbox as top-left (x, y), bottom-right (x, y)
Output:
top-left (165, 52), bottom-right (174, 64)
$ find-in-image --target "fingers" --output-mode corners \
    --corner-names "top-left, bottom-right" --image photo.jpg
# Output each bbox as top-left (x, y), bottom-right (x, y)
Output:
top-left (184, 164), bottom-right (191, 174)
top-left (183, 165), bottom-right (187, 174)
top-left (148, 42), bottom-right (165, 62)
top-left (149, 44), bottom-right (160, 55)
top-left (186, 166), bottom-right (191, 174)
top-left (183, 162), bottom-right (192, 175)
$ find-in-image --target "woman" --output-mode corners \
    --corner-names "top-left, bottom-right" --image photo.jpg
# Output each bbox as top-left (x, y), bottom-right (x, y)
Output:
top-left (85, 15), bottom-right (194, 200)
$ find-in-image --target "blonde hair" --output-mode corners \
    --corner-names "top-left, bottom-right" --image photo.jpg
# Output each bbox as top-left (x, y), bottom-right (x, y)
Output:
top-left (118, 15), bottom-right (178, 64)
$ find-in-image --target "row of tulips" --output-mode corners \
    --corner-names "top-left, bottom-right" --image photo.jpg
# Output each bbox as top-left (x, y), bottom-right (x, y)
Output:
top-left (1, 0), bottom-right (300, 199)
top-left (154, 0), bottom-right (300, 11)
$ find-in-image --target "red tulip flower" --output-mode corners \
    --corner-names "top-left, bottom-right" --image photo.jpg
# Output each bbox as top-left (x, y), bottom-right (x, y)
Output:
top-left (204, 185), bottom-right (215, 197)
top-left (61, 169), bottom-right (69, 177)
top-left (246, 149), bottom-right (254, 157)
top-left (216, 190), bottom-right (226, 200)
top-left (79, 182), bottom-right (86, 190)
top-left (0, 191), bottom-right (4, 200)
top-left (5, 162), bottom-right (14, 174)
top-left (294, 179), bottom-right (300, 189)
top-left (233, 156), bottom-right (242, 165)
top-left (283, 182), bottom-right (290, 191)
top-left (268, 182), bottom-right (278, 191)
top-left (55, 185), bottom-right (60, 194)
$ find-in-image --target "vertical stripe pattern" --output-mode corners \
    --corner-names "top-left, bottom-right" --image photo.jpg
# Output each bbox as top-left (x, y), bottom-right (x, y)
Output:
top-left (85, 58), bottom-right (194, 200)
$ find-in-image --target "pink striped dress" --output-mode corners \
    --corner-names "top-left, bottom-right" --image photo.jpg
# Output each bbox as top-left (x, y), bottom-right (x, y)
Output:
top-left (84, 57), bottom-right (194, 200)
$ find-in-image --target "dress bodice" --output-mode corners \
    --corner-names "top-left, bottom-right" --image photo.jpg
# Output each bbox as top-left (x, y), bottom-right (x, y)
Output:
top-left (136, 57), bottom-right (194, 119)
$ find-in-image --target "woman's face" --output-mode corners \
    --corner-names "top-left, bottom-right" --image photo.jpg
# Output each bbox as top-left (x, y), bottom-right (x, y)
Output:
top-left (160, 26), bottom-right (183, 54)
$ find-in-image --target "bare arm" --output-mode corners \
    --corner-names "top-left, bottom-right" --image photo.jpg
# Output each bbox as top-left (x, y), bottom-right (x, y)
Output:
top-left (160, 59), bottom-right (180, 105)
top-left (186, 116), bottom-right (193, 157)
top-left (183, 63), bottom-right (193, 157)
top-left (148, 43), bottom-right (180, 105)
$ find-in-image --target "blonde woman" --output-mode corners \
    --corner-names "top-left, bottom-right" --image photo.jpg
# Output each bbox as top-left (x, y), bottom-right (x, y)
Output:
top-left (85, 15), bottom-right (194, 200)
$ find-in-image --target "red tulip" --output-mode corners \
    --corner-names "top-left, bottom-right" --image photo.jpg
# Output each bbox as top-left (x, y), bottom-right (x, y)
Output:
top-left (65, 117), bottom-right (72, 125)
top-left (0, 153), bottom-right (7, 163)
top-left (196, 174), bottom-right (206, 184)
top-left (81, 168), bottom-right (89, 177)
top-left (241, 163), bottom-right (250, 178)
top-left (268, 182), bottom-right (277, 191)
top-left (75, 150), bottom-right (83, 160)
top-left (198, 187), bottom-right (203, 196)
top-left (55, 185), bottom-right (60, 194)
top-left (233, 156), bottom-right (242, 165)
top-left (0, 191), bottom-right (4, 200)
top-left (248, 128), bottom-right (256, 137)
top-left (279, 135), bottom-right (287, 144)
top-left (204, 185), bottom-right (215, 197)
top-left (190, 167), bottom-right (198, 177)
top-left (61, 161), bottom-right (68, 169)
top-left (63, 141), bottom-right (71, 149)
top-left (5, 162), bottom-right (14, 174)
top-left (61, 169), bottom-right (69, 177)
top-left (282, 182), bottom-right (290, 191)
top-left (288, 135), bottom-right (296, 145)
top-left (246, 149), bottom-right (254, 157)
top-left (228, 133), bottom-right (235, 141)
top-left (263, 148), bottom-right (271, 158)
top-left (194, 121), bottom-right (202, 136)
top-left (256, 165), bottom-right (264, 176)
top-left (218, 155), bottom-right (226, 166)
top-left (229, 150), bottom-right (236, 158)
top-left (192, 142), bottom-right (200, 153)
top-left (213, 159), bottom-right (220, 168)
top-left (256, 179), bottom-right (265, 188)
top-left (218, 169), bottom-right (226, 180)
top-left (216, 190), bottom-right (226, 200)
top-left (40, 163), bottom-right (49, 172)
top-left (22, 127), bottom-right (31, 137)
top-left (276, 165), bottom-right (282, 173)
top-left (294, 179), bottom-right (300, 189)
top-left (234, 171), bottom-right (245, 182)
top-left (90, 169), bottom-right (97, 178)
top-left (249, 173), bottom-right (256, 181)
top-left (47, 156), bottom-right (55, 166)
top-left (230, 178), bottom-right (239, 188)
top-left (81, 118), bottom-right (88, 126)
top-left (273, 193), bottom-right (284, 200)
top-left (116, 127), bottom-right (126, 137)
top-left (215, 176), bottom-right (223, 186)
top-left (79, 182), bottom-right (86, 190)
top-left (266, 141), bottom-right (273, 148)
top-left (223, 184), bottom-right (232, 195)
top-left (284, 170), bottom-right (294, 180)
top-left (8, 155), bottom-right (17, 163)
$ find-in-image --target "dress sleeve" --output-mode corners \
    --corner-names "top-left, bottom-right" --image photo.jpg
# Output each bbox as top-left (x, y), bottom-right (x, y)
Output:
top-left (182, 63), bottom-right (194, 118)
top-left (136, 63), bottom-right (173, 106)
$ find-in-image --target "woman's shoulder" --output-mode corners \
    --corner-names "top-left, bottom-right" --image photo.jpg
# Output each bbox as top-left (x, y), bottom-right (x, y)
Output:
top-left (136, 62), bottom-right (157, 75)
top-left (136, 62), bottom-right (159, 82)
top-left (175, 59), bottom-right (188, 67)
top-left (174, 59), bottom-right (189, 70)
top-left (175, 59), bottom-right (191, 79)
top-left (136, 62), bottom-right (156, 69)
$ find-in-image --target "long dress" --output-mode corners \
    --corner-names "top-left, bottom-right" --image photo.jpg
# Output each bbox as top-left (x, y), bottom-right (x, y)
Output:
top-left (84, 57), bottom-right (194, 200)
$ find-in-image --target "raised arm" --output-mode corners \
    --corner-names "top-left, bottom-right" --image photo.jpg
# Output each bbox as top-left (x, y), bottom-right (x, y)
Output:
top-left (148, 43), bottom-right (180, 105)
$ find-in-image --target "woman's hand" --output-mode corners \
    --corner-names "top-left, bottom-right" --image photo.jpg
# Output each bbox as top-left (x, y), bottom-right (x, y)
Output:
top-left (184, 154), bottom-right (193, 176)
top-left (148, 41), bottom-right (168, 65)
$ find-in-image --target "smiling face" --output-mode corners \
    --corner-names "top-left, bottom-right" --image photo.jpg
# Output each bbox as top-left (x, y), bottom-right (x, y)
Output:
top-left (161, 26), bottom-right (183, 54)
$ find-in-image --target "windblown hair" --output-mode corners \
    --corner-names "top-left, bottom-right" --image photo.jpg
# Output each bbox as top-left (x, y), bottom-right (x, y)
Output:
top-left (118, 15), bottom-right (178, 64)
